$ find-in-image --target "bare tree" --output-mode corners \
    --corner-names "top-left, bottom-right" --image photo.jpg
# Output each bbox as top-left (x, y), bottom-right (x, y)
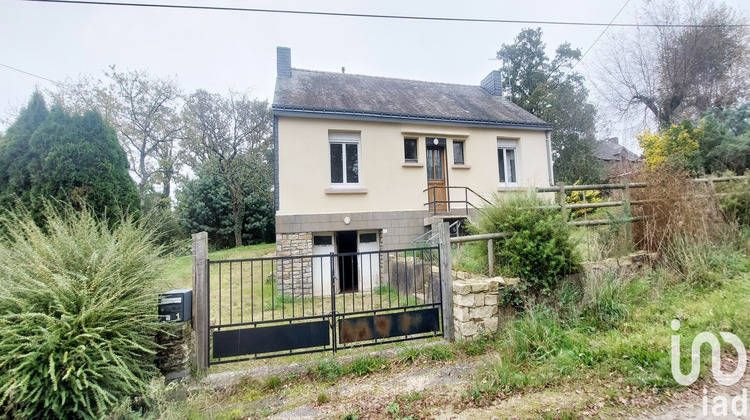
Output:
top-left (595, 0), bottom-right (749, 126)
top-left (52, 67), bottom-right (184, 206)
top-left (182, 89), bottom-right (272, 247)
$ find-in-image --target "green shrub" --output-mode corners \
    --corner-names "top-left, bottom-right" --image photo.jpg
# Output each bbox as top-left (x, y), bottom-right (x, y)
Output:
top-left (0, 206), bottom-right (165, 419)
top-left (474, 192), bottom-right (581, 295)
top-left (718, 179), bottom-right (750, 226)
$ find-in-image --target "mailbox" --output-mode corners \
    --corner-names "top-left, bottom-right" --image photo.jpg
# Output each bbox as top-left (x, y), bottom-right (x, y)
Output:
top-left (158, 289), bottom-right (192, 322)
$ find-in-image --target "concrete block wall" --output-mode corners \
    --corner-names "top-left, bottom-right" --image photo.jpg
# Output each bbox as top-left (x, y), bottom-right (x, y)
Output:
top-left (276, 210), bottom-right (429, 250)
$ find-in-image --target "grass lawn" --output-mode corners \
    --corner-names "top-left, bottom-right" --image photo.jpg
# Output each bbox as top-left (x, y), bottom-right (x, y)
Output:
top-left (159, 243), bottom-right (277, 290)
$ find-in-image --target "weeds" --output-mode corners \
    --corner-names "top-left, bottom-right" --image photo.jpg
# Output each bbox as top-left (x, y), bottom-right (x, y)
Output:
top-left (348, 355), bottom-right (387, 376)
top-left (581, 270), bottom-right (631, 328)
top-left (262, 376), bottom-right (282, 391)
top-left (309, 358), bottom-right (345, 382)
top-left (456, 334), bottom-right (492, 356)
top-left (316, 393), bottom-right (331, 404)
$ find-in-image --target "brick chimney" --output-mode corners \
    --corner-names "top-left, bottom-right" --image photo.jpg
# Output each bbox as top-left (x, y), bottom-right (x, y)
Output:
top-left (277, 46), bottom-right (291, 79)
top-left (481, 70), bottom-right (503, 95)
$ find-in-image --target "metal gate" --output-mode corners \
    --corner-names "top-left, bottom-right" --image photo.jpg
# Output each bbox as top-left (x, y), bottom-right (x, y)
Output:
top-left (206, 246), bottom-right (443, 365)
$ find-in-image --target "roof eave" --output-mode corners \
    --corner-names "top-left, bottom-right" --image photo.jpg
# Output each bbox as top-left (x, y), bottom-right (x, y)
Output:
top-left (271, 106), bottom-right (553, 131)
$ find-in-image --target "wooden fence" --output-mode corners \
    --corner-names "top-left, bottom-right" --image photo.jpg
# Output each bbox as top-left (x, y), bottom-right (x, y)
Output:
top-left (452, 175), bottom-right (748, 275)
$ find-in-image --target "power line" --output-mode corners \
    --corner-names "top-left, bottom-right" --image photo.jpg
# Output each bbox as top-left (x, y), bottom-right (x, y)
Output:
top-left (0, 62), bottom-right (61, 85)
top-left (23, 0), bottom-right (750, 28)
top-left (564, 0), bottom-right (631, 77)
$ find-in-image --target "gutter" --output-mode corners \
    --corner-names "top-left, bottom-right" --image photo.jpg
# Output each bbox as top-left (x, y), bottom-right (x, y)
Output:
top-left (272, 106), bottom-right (553, 131)
top-left (545, 130), bottom-right (554, 186)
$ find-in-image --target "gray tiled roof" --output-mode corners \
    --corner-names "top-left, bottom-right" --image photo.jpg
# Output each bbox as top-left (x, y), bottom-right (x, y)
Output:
top-left (595, 140), bottom-right (641, 162)
top-left (273, 69), bottom-right (551, 129)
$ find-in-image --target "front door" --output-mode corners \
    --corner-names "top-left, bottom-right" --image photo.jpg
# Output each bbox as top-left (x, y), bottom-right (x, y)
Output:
top-left (426, 143), bottom-right (447, 212)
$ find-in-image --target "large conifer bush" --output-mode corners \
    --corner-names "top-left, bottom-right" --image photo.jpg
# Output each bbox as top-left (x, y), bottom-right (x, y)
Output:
top-left (0, 206), bottom-right (164, 419)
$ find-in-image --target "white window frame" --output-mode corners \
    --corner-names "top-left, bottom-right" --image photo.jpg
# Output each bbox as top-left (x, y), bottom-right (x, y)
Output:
top-left (497, 139), bottom-right (519, 186)
top-left (329, 131), bottom-right (361, 185)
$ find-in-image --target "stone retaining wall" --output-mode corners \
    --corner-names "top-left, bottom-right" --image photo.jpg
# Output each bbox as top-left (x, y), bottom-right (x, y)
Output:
top-left (452, 277), bottom-right (517, 340)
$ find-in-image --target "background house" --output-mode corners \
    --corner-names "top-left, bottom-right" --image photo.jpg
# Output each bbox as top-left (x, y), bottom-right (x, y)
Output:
top-left (272, 46), bottom-right (553, 295)
top-left (595, 137), bottom-right (642, 179)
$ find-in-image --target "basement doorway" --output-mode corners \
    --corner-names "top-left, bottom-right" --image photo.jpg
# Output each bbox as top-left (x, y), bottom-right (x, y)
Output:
top-left (336, 231), bottom-right (358, 292)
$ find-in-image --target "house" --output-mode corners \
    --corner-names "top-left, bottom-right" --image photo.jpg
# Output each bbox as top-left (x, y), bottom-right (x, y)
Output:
top-left (595, 137), bottom-right (641, 179)
top-left (272, 47), bottom-right (553, 295)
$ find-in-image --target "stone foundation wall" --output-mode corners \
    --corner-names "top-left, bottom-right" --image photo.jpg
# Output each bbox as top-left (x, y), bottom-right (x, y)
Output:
top-left (276, 232), bottom-right (313, 297)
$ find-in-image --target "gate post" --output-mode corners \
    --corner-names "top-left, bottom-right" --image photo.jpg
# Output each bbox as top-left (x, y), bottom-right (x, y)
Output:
top-left (438, 222), bottom-right (455, 342)
top-left (192, 232), bottom-right (209, 375)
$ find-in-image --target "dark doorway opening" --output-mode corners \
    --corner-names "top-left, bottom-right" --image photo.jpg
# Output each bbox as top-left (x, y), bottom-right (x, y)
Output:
top-left (336, 231), bottom-right (358, 292)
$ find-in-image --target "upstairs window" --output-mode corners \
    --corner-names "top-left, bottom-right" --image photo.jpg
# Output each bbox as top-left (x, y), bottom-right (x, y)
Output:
top-left (329, 132), bottom-right (360, 184)
top-left (404, 138), bottom-right (418, 162)
top-left (497, 140), bottom-right (518, 184)
top-left (453, 140), bottom-right (465, 165)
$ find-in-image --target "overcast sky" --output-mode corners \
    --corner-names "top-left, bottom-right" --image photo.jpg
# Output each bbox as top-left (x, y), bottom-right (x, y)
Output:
top-left (2, 0), bottom-right (749, 149)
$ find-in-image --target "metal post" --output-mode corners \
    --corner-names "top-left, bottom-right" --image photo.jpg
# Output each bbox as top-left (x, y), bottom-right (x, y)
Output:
top-left (329, 252), bottom-right (337, 354)
top-left (557, 181), bottom-right (567, 220)
top-left (192, 231), bottom-right (209, 376)
top-left (438, 222), bottom-right (455, 342)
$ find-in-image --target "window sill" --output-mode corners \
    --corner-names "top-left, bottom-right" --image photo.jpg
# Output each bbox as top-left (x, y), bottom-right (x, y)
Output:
top-left (325, 186), bottom-right (368, 194)
top-left (451, 164), bottom-right (471, 169)
top-left (497, 185), bottom-right (525, 192)
top-left (402, 162), bottom-right (424, 167)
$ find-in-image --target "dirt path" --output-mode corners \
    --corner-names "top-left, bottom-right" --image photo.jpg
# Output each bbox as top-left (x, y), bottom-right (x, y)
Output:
top-left (203, 349), bottom-right (750, 419)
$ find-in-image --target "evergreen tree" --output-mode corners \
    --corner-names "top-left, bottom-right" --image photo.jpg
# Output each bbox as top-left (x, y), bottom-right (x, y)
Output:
top-left (177, 164), bottom-right (274, 249)
top-left (497, 28), bottom-right (602, 183)
top-left (0, 93), bottom-right (139, 225)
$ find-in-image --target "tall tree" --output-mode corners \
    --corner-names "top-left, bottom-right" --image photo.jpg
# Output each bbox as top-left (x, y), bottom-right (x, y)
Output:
top-left (182, 90), bottom-right (273, 247)
top-left (0, 91), bottom-right (49, 211)
top-left (53, 67), bottom-right (183, 207)
top-left (497, 28), bottom-right (601, 183)
top-left (0, 93), bottom-right (139, 225)
top-left (596, 0), bottom-right (750, 126)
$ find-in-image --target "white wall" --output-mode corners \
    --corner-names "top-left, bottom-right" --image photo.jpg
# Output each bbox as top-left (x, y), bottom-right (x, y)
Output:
top-left (277, 116), bottom-right (551, 216)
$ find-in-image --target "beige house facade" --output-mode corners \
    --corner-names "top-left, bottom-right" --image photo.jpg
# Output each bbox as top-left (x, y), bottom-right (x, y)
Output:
top-left (272, 47), bottom-right (553, 293)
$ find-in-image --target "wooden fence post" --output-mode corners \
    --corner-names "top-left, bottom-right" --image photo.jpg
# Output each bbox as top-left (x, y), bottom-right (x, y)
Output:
top-left (438, 222), bottom-right (455, 342)
top-left (622, 179), bottom-right (633, 249)
top-left (487, 239), bottom-right (494, 277)
top-left (557, 181), bottom-right (567, 220)
top-left (192, 232), bottom-right (209, 376)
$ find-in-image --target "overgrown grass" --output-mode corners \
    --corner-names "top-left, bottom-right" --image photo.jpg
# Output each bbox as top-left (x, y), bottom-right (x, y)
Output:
top-left (467, 235), bottom-right (750, 404)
